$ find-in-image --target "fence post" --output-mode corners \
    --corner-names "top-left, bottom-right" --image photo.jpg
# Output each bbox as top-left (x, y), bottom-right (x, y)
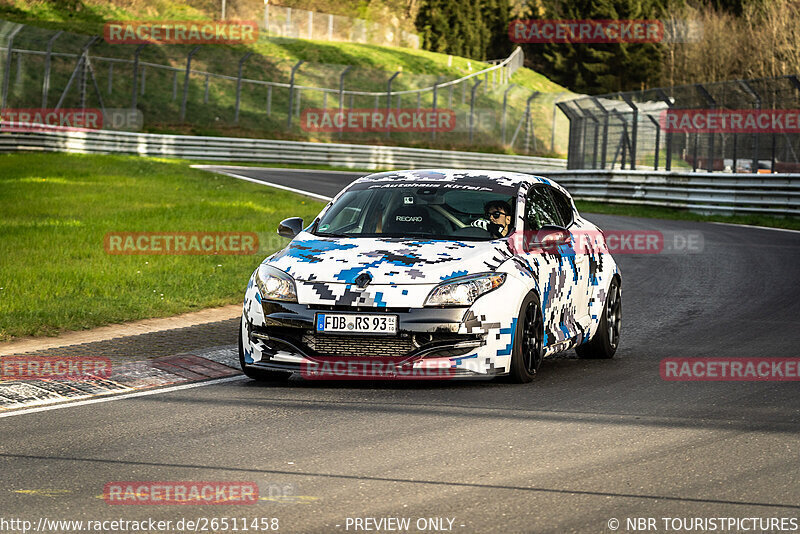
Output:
top-left (180, 46), bottom-right (200, 122)
top-left (524, 91), bottom-right (539, 154)
top-left (469, 79), bottom-right (483, 144)
top-left (204, 74), bottom-right (209, 103)
top-left (1, 25), bottom-right (22, 112)
top-left (501, 83), bottom-right (515, 145)
top-left (550, 93), bottom-right (568, 154)
top-left (41, 30), bottom-right (63, 109)
top-left (740, 80), bottom-right (762, 174)
top-left (308, 11), bottom-right (313, 40)
top-left (386, 70), bottom-right (400, 138)
top-left (234, 52), bottom-right (254, 124)
top-left (621, 93), bottom-right (638, 170)
top-left (286, 59), bottom-right (304, 128)
top-left (656, 89), bottom-right (673, 171)
top-left (338, 65), bottom-right (351, 139)
top-left (328, 14), bottom-right (333, 40)
top-left (431, 82), bottom-right (438, 142)
top-left (645, 114), bottom-right (661, 170)
top-left (695, 83), bottom-right (716, 172)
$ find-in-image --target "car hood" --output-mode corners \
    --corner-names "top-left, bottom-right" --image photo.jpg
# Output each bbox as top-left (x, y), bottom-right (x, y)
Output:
top-left (266, 232), bottom-right (512, 285)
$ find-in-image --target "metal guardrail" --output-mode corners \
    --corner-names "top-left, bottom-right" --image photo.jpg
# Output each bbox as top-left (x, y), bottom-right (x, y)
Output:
top-left (2, 128), bottom-right (796, 216)
top-left (0, 128), bottom-right (567, 171)
top-left (540, 170), bottom-right (800, 216)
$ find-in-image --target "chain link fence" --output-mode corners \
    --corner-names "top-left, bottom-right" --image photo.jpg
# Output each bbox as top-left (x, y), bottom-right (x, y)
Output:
top-left (0, 20), bottom-right (571, 155)
top-left (559, 76), bottom-right (800, 172)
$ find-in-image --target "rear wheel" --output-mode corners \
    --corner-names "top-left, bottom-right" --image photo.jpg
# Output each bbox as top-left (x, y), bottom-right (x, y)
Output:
top-left (508, 293), bottom-right (544, 383)
top-left (238, 317), bottom-right (291, 382)
top-left (576, 277), bottom-right (621, 359)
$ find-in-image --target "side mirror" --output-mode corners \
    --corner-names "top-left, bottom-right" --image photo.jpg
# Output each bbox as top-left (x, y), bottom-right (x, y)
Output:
top-left (277, 217), bottom-right (304, 239)
top-left (527, 225), bottom-right (571, 253)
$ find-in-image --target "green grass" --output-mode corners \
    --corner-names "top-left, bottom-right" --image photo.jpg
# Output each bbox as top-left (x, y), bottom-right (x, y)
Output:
top-left (0, 152), bottom-right (325, 341)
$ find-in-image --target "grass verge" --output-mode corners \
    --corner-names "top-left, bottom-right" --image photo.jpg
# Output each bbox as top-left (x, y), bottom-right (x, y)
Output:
top-left (0, 152), bottom-right (325, 341)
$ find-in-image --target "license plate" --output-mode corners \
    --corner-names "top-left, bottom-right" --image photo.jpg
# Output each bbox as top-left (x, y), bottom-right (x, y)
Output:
top-left (315, 313), bottom-right (398, 335)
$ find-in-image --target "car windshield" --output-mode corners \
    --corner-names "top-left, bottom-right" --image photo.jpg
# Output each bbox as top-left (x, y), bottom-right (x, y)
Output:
top-left (313, 181), bottom-right (517, 240)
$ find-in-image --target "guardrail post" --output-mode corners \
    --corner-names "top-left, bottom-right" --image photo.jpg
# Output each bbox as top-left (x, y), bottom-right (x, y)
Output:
top-left (41, 30), bottom-right (63, 109)
top-left (501, 84), bottom-right (515, 145)
top-left (286, 60), bottom-right (304, 128)
top-left (180, 46), bottom-right (200, 122)
top-left (469, 79), bottom-right (483, 144)
top-left (386, 70), bottom-right (400, 138)
top-left (234, 52), bottom-right (254, 124)
top-left (1, 25), bottom-right (22, 112)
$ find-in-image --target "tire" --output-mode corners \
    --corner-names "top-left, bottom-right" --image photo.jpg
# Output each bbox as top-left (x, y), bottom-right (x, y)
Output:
top-left (576, 276), bottom-right (621, 359)
top-left (238, 316), bottom-right (291, 382)
top-left (508, 292), bottom-right (544, 383)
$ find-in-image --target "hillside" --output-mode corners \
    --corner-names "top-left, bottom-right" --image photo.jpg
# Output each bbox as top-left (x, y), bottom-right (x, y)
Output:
top-left (0, 0), bottom-right (571, 155)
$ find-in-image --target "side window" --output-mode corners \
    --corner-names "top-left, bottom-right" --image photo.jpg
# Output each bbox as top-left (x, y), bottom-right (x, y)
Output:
top-left (549, 188), bottom-right (574, 227)
top-left (525, 187), bottom-right (563, 230)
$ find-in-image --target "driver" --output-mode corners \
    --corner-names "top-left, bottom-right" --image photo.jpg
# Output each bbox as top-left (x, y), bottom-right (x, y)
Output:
top-left (471, 200), bottom-right (512, 238)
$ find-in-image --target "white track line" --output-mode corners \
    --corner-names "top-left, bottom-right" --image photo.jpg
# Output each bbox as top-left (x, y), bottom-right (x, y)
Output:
top-left (710, 221), bottom-right (800, 234)
top-left (191, 165), bottom-right (365, 175)
top-left (208, 170), bottom-right (334, 202)
top-left (0, 375), bottom-right (247, 419)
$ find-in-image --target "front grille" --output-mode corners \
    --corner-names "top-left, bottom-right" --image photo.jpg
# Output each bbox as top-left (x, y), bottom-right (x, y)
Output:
top-left (302, 333), bottom-right (414, 358)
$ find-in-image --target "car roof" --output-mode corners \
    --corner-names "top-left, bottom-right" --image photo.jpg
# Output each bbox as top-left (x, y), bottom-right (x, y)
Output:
top-left (354, 169), bottom-right (558, 190)
top-left (348, 169), bottom-right (570, 196)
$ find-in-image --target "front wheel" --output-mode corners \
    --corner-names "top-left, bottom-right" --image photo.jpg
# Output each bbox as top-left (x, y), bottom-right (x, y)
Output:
top-left (576, 277), bottom-right (621, 359)
top-left (508, 292), bottom-right (544, 383)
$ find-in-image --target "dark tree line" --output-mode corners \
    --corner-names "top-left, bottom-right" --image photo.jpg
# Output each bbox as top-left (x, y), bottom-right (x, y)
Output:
top-left (414, 0), bottom-right (773, 94)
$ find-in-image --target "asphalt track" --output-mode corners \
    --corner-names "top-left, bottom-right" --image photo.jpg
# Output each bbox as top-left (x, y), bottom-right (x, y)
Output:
top-left (2, 167), bottom-right (800, 533)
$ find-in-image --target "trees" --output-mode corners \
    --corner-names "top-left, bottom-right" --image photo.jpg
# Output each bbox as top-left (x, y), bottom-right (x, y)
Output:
top-left (525, 0), bottom-right (665, 93)
top-left (415, 0), bottom-right (511, 60)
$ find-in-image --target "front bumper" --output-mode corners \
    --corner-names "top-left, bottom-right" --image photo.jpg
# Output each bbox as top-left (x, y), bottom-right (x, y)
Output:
top-left (247, 301), bottom-right (485, 372)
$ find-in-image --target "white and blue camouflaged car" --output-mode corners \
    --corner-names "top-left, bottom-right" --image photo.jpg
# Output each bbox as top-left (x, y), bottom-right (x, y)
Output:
top-left (239, 170), bottom-right (621, 383)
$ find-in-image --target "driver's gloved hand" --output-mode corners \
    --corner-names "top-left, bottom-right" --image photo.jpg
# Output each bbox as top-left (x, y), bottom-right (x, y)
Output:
top-left (471, 218), bottom-right (490, 231)
top-left (471, 219), bottom-right (504, 238)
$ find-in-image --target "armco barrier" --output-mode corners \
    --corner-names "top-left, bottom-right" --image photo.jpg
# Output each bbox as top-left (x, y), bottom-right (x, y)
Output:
top-left (1, 129), bottom-right (797, 216)
top-left (0, 129), bottom-right (565, 172)
top-left (540, 170), bottom-right (800, 216)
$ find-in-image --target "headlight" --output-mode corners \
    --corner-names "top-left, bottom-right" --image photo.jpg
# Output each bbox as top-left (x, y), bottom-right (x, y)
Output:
top-left (424, 272), bottom-right (506, 307)
top-left (255, 264), bottom-right (297, 302)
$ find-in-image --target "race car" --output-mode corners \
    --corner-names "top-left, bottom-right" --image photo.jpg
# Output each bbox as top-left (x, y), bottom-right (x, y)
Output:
top-left (239, 169), bottom-right (621, 383)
